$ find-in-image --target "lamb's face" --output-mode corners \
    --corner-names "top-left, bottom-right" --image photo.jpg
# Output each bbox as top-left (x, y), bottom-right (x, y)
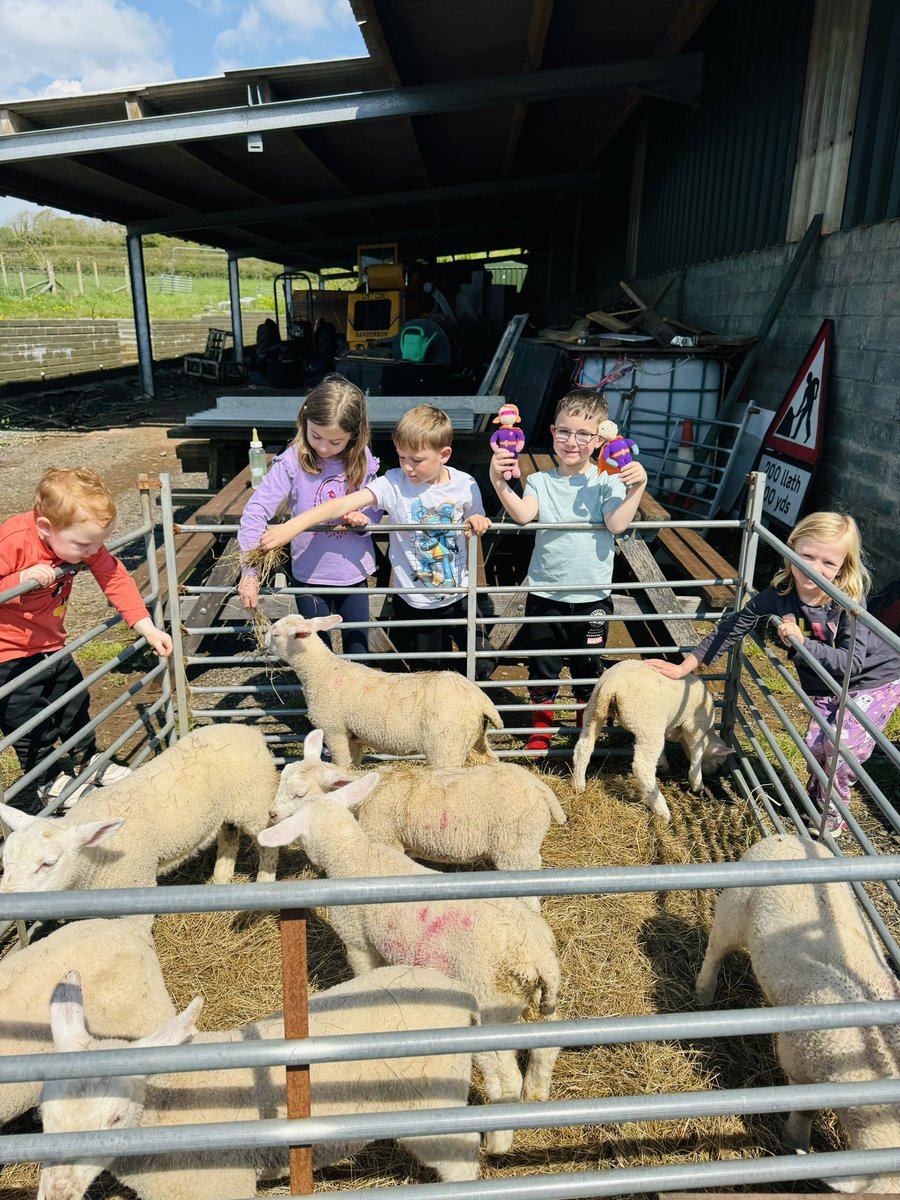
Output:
top-left (0, 812), bottom-right (124, 894)
top-left (37, 977), bottom-right (202, 1200)
top-left (265, 613), bottom-right (343, 661)
top-left (39, 1072), bottom-right (145, 1200)
top-left (265, 615), bottom-right (309, 661)
top-left (270, 761), bottom-right (356, 823)
top-left (700, 732), bottom-right (734, 775)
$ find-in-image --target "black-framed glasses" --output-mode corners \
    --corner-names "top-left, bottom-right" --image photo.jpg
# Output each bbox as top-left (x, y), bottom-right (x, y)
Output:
top-left (553, 427), bottom-right (597, 447)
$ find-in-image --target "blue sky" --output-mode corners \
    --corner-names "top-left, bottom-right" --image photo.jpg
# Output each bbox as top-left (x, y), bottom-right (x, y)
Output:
top-left (0, 0), bottom-right (367, 225)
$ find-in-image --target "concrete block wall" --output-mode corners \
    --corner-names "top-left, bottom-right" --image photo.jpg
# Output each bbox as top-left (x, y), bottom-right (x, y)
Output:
top-left (0, 312), bottom-right (269, 386)
top-left (638, 219), bottom-right (900, 589)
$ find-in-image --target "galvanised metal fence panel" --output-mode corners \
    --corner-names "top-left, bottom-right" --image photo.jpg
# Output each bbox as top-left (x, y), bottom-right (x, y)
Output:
top-left (1, 471), bottom-right (898, 1194)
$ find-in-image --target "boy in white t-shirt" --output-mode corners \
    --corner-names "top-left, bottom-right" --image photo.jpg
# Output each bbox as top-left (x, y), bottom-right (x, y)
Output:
top-left (489, 389), bottom-right (648, 752)
top-left (260, 404), bottom-right (491, 671)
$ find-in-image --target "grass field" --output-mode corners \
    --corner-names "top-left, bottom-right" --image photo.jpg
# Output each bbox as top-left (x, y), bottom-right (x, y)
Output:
top-left (0, 270), bottom-right (276, 320)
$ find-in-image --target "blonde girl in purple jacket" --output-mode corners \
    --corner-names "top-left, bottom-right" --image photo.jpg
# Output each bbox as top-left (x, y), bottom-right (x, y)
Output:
top-left (238, 374), bottom-right (381, 656)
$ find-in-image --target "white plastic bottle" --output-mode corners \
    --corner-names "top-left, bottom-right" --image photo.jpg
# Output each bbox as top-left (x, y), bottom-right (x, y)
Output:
top-left (248, 427), bottom-right (267, 489)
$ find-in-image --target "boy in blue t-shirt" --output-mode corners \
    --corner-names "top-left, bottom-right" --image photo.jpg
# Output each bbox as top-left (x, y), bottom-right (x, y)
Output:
top-left (489, 390), bottom-right (648, 751)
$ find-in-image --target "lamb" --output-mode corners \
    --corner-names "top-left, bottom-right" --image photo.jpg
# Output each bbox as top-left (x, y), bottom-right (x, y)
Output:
top-left (0, 918), bottom-right (175, 1127)
top-left (0, 724), bottom-right (280, 894)
top-left (259, 772), bottom-right (562, 1152)
top-left (273, 729), bottom-right (567, 883)
top-left (572, 659), bottom-right (732, 821)
top-left (265, 613), bottom-right (503, 768)
top-left (37, 964), bottom-right (484, 1200)
top-left (696, 833), bottom-right (900, 1194)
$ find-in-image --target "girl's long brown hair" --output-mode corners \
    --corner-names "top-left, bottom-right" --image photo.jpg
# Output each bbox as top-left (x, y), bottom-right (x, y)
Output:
top-left (291, 374), bottom-right (371, 492)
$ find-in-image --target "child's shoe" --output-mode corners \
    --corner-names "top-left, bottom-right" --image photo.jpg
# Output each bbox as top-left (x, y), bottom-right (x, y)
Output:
top-left (81, 754), bottom-right (133, 786)
top-left (525, 708), bottom-right (555, 753)
top-left (810, 804), bottom-right (848, 838)
top-left (35, 774), bottom-right (93, 809)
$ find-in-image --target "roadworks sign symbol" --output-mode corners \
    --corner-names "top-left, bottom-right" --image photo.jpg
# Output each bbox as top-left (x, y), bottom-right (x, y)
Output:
top-left (764, 318), bottom-right (832, 465)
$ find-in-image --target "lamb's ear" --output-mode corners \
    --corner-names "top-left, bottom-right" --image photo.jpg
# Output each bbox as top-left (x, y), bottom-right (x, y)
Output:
top-left (330, 772), bottom-right (380, 811)
top-left (308, 614), bottom-right (342, 633)
top-left (136, 997), bottom-right (204, 1049)
top-left (303, 729), bottom-right (324, 762)
top-left (0, 803), bottom-right (36, 831)
top-left (49, 971), bottom-right (91, 1053)
top-left (323, 769), bottom-right (358, 791)
top-left (709, 743), bottom-right (736, 760)
top-left (258, 806), bottom-right (311, 847)
top-left (70, 818), bottom-right (125, 850)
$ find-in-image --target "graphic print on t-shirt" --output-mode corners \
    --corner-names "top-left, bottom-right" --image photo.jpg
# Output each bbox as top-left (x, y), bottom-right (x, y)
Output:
top-left (314, 471), bottom-right (350, 538)
top-left (411, 499), bottom-right (460, 588)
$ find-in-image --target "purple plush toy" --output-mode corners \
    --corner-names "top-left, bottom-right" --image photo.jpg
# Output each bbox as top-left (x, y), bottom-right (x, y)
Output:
top-left (490, 403), bottom-right (525, 480)
top-left (597, 419), bottom-right (639, 473)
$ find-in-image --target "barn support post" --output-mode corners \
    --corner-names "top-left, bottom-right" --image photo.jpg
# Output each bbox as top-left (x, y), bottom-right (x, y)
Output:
top-left (228, 254), bottom-right (244, 368)
top-left (126, 231), bottom-right (155, 399)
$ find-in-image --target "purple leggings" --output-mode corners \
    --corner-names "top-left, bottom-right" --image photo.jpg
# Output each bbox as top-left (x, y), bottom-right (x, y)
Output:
top-left (804, 678), bottom-right (900, 805)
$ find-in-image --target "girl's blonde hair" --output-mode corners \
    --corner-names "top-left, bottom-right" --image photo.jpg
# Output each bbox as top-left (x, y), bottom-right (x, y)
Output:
top-left (292, 374), bottom-right (370, 492)
top-left (772, 511), bottom-right (871, 602)
top-left (34, 468), bottom-right (116, 529)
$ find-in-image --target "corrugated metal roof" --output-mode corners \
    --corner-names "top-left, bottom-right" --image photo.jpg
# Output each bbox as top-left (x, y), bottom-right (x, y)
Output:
top-left (0, 0), bottom-right (697, 268)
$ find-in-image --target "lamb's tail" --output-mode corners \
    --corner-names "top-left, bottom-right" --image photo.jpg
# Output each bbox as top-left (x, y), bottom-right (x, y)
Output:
top-left (536, 779), bottom-right (567, 825)
top-left (586, 672), bottom-right (615, 734)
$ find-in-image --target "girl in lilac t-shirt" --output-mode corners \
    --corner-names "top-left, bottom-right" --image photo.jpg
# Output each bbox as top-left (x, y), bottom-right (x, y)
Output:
top-left (238, 375), bottom-right (380, 656)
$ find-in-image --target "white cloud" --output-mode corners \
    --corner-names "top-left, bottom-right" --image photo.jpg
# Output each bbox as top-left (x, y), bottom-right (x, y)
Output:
top-left (0, 0), bottom-right (175, 100)
top-left (213, 0), bottom-right (360, 71)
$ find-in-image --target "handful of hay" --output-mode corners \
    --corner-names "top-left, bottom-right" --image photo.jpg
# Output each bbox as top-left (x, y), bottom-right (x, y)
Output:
top-left (237, 545), bottom-right (287, 654)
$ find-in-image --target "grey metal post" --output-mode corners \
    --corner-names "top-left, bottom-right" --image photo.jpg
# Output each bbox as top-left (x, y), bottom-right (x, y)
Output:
top-left (228, 255), bottom-right (244, 367)
top-left (139, 479), bottom-right (176, 746)
top-left (159, 473), bottom-right (190, 737)
top-left (816, 610), bottom-right (858, 837)
top-left (721, 472), bottom-right (765, 739)
top-left (466, 532), bottom-right (478, 681)
top-left (125, 231), bottom-right (154, 399)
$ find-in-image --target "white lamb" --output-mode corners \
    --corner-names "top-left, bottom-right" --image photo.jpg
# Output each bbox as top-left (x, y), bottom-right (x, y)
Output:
top-left (259, 772), bottom-right (562, 1152)
top-left (0, 724), bottom-right (280, 894)
top-left (265, 613), bottom-right (503, 768)
top-left (37, 964), bottom-right (484, 1200)
top-left (273, 730), bottom-right (567, 882)
top-left (696, 833), bottom-right (900, 1193)
top-left (572, 659), bottom-right (733, 821)
top-left (0, 918), bottom-right (174, 1127)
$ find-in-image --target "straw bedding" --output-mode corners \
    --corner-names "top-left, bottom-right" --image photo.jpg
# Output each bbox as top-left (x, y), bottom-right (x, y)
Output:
top-left (0, 758), bottom-right (849, 1199)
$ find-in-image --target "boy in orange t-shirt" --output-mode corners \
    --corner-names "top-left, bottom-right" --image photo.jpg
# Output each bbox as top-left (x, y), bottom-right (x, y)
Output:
top-left (0, 468), bottom-right (172, 810)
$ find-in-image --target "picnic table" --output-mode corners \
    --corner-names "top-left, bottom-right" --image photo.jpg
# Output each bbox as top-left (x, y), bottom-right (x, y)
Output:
top-left (170, 393), bottom-right (503, 487)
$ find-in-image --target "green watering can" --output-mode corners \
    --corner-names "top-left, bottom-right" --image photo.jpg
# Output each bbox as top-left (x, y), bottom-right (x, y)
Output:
top-left (399, 324), bottom-right (438, 363)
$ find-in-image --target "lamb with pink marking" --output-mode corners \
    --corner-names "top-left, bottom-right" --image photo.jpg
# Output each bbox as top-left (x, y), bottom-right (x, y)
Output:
top-left (259, 773), bottom-right (562, 1153)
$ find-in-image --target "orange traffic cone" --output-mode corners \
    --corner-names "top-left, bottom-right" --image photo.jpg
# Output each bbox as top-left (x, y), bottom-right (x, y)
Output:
top-left (666, 418), bottom-right (695, 506)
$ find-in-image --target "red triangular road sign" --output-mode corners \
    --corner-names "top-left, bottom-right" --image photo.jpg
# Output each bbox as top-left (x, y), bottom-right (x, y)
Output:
top-left (764, 318), bottom-right (832, 464)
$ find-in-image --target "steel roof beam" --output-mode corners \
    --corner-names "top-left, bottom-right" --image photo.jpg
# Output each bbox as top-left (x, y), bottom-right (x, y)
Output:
top-left (126, 169), bottom-right (606, 235)
top-left (0, 56), bottom-right (701, 164)
top-left (241, 217), bottom-right (536, 263)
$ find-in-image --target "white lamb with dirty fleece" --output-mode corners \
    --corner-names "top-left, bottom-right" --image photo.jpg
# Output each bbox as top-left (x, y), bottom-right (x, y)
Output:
top-left (37, 964), bottom-right (485, 1200)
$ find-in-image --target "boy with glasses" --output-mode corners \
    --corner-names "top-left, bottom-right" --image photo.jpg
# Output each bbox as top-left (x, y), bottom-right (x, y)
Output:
top-left (489, 390), bottom-right (647, 752)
